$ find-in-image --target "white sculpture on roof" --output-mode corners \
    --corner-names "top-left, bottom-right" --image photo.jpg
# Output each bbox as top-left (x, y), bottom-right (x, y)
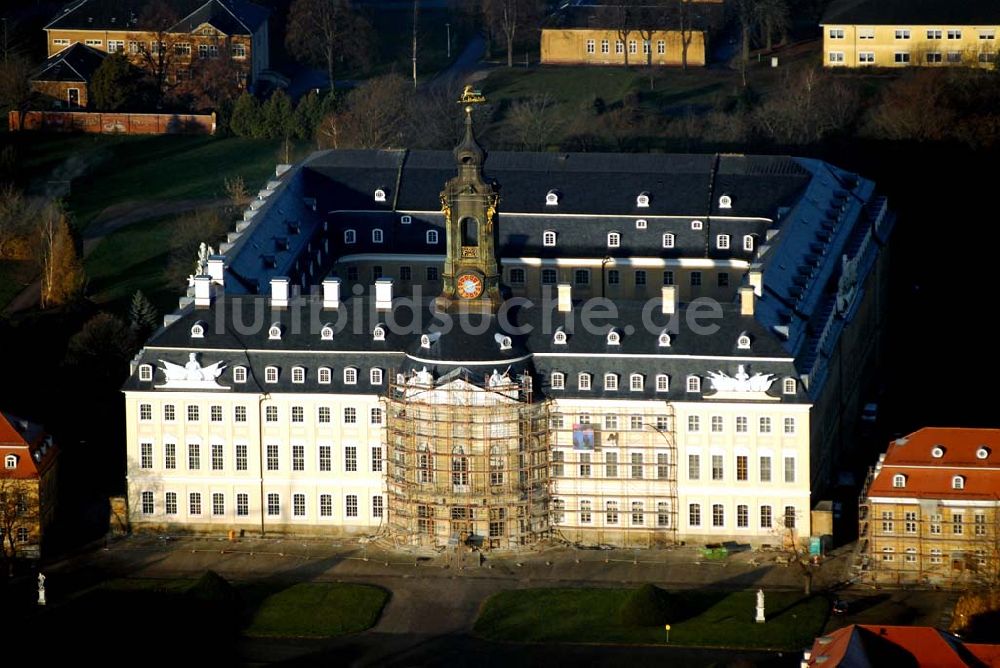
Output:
top-left (487, 367), bottom-right (512, 389)
top-left (157, 353), bottom-right (229, 390)
top-left (836, 253), bottom-right (859, 315)
top-left (412, 366), bottom-right (435, 387)
top-left (706, 365), bottom-right (776, 398)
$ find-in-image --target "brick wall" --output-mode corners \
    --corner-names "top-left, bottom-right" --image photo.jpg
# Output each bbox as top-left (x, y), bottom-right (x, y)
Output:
top-left (9, 111), bottom-right (216, 135)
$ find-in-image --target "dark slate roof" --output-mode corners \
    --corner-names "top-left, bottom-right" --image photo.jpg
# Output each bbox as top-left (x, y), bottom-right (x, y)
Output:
top-left (542, 0), bottom-right (724, 32)
top-left (31, 42), bottom-right (107, 83)
top-left (46, 0), bottom-right (268, 34)
top-left (821, 0), bottom-right (1000, 25)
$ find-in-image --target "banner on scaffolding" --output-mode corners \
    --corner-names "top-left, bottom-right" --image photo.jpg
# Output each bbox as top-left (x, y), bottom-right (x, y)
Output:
top-left (572, 424), bottom-right (595, 450)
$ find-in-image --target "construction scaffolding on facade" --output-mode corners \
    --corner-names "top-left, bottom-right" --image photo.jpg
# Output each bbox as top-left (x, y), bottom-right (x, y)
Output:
top-left (384, 368), bottom-right (550, 551)
top-left (546, 403), bottom-right (679, 548)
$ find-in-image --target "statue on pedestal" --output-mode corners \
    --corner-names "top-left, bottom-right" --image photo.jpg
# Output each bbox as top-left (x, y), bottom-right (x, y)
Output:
top-left (37, 572), bottom-right (46, 606)
top-left (755, 588), bottom-right (765, 623)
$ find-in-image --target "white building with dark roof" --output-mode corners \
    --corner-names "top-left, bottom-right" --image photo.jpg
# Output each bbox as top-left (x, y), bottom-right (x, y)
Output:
top-left (123, 108), bottom-right (894, 549)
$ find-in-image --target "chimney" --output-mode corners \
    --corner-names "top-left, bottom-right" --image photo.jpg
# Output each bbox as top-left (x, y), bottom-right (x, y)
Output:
top-left (740, 286), bottom-right (755, 316)
top-left (270, 277), bottom-right (290, 308)
top-left (749, 268), bottom-right (763, 296)
top-left (207, 255), bottom-right (225, 285)
top-left (661, 285), bottom-right (677, 314)
top-left (375, 278), bottom-right (393, 310)
top-left (194, 275), bottom-right (212, 307)
top-left (557, 283), bottom-right (572, 312)
top-left (322, 277), bottom-right (341, 309)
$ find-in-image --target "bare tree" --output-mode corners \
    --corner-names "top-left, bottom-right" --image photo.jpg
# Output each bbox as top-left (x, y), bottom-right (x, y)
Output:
top-left (286, 0), bottom-right (372, 92)
top-left (673, 0), bottom-right (696, 71)
top-left (318, 74), bottom-right (413, 149)
top-left (612, 0), bottom-right (641, 68)
top-left (131, 0), bottom-right (182, 104)
top-left (38, 203), bottom-right (85, 309)
top-left (0, 476), bottom-right (38, 576)
top-left (0, 184), bottom-right (32, 260)
top-left (733, 0), bottom-right (753, 87)
top-left (506, 93), bottom-right (561, 150)
top-left (752, 67), bottom-right (860, 144)
top-left (483, 0), bottom-right (539, 68)
top-left (754, 0), bottom-right (790, 52)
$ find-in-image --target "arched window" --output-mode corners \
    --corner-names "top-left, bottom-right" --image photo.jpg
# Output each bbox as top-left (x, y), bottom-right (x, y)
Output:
top-left (190, 322), bottom-right (205, 338)
top-left (372, 228), bottom-right (384, 243)
top-left (630, 373), bottom-right (644, 391)
top-left (783, 378), bottom-right (796, 394)
top-left (719, 195), bottom-right (732, 209)
top-left (691, 220), bottom-right (703, 230)
top-left (743, 235), bottom-right (755, 252)
top-left (139, 364), bottom-right (153, 382)
top-left (635, 219), bottom-right (647, 229)
top-left (551, 372), bottom-right (565, 389)
top-left (545, 190), bottom-right (559, 206)
top-left (418, 445), bottom-right (433, 483)
top-left (543, 230), bottom-right (557, 247)
top-left (607, 232), bottom-right (621, 248)
top-left (460, 217), bottom-right (478, 246)
top-left (636, 192), bottom-right (650, 207)
top-left (233, 366), bottom-right (247, 383)
top-left (952, 475), bottom-right (965, 490)
top-left (686, 375), bottom-right (701, 393)
top-left (893, 474), bottom-right (906, 488)
top-left (607, 330), bottom-right (620, 345)
top-left (655, 374), bottom-right (669, 392)
top-left (490, 445), bottom-right (504, 486)
top-left (426, 230), bottom-right (438, 244)
top-left (604, 373), bottom-right (618, 391)
top-left (400, 215), bottom-right (412, 225)
top-left (553, 327), bottom-right (567, 345)
top-left (268, 323), bottom-right (282, 340)
top-left (717, 234), bottom-right (730, 250)
top-left (373, 325), bottom-right (386, 341)
top-left (265, 366), bottom-right (278, 383)
top-left (370, 368), bottom-right (383, 385)
top-left (321, 324), bottom-right (334, 341)
top-left (421, 334), bottom-right (432, 349)
top-left (4, 454), bottom-right (17, 469)
top-left (452, 446), bottom-right (469, 488)
top-left (343, 367), bottom-right (357, 385)
top-left (578, 373), bottom-right (592, 390)
top-left (498, 336), bottom-right (512, 351)
top-left (662, 233), bottom-right (675, 248)
top-left (658, 331), bottom-right (671, 347)
top-left (737, 334), bottom-right (751, 350)
top-left (291, 366), bottom-right (305, 384)
top-left (344, 229), bottom-right (356, 244)
top-left (374, 188), bottom-right (386, 202)
top-left (318, 367), bottom-right (332, 384)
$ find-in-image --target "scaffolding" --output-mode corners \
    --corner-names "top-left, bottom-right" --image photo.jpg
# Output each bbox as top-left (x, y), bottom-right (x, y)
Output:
top-left (385, 368), bottom-right (550, 551)
top-left (545, 403), bottom-right (679, 548)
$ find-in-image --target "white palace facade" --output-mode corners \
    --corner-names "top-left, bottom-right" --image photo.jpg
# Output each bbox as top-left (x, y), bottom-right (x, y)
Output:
top-left (123, 111), bottom-right (894, 549)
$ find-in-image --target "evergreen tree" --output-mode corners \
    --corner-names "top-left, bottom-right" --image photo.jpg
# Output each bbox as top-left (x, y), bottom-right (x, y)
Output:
top-left (128, 290), bottom-right (159, 338)
top-left (262, 89), bottom-right (295, 139)
top-left (229, 92), bottom-right (261, 138)
top-left (90, 52), bottom-right (140, 111)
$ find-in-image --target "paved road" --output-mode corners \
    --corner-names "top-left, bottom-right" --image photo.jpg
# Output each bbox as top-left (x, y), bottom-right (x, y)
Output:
top-left (429, 34), bottom-right (488, 92)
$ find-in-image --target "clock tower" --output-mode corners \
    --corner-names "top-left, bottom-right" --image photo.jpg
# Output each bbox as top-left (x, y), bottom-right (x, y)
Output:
top-left (436, 95), bottom-right (501, 314)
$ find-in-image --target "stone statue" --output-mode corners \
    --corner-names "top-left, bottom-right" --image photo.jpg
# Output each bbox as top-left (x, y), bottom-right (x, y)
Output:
top-left (755, 588), bottom-right (765, 623)
top-left (414, 366), bottom-right (434, 387)
top-left (37, 572), bottom-right (46, 606)
top-left (157, 353), bottom-right (227, 389)
top-left (196, 242), bottom-right (209, 276)
top-left (485, 193), bottom-right (499, 231)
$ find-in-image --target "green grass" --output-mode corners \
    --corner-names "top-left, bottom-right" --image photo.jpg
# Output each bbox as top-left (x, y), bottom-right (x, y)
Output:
top-left (475, 588), bottom-right (829, 650)
top-left (246, 582), bottom-right (390, 638)
top-left (484, 67), bottom-right (645, 108)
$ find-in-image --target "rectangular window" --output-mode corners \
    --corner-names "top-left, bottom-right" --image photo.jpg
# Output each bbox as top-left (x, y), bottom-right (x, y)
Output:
top-left (632, 501), bottom-right (644, 525)
top-left (346, 494), bottom-right (358, 517)
top-left (232, 43), bottom-right (246, 58)
top-left (344, 407), bottom-right (357, 424)
top-left (662, 270), bottom-right (674, 285)
top-left (711, 415), bottom-right (723, 433)
top-left (140, 442), bottom-right (153, 469)
top-left (188, 444), bottom-right (200, 470)
top-left (976, 514), bottom-right (987, 536)
top-left (953, 513), bottom-right (964, 535)
top-left (427, 266), bottom-right (439, 281)
top-left (882, 548), bottom-right (895, 562)
top-left (894, 52), bottom-right (911, 63)
top-left (628, 40), bottom-right (637, 54)
top-left (828, 51), bottom-right (844, 64)
top-left (291, 406), bottom-right (304, 423)
top-left (930, 548), bottom-right (943, 564)
top-left (736, 416), bottom-right (748, 433)
top-left (712, 454), bottom-right (723, 480)
top-left (895, 29), bottom-right (910, 40)
top-left (927, 29), bottom-right (942, 39)
top-left (859, 52), bottom-right (875, 63)
top-left (980, 30), bottom-right (996, 40)
top-left (198, 44), bottom-right (209, 58)
top-left (947, 51), bottom-right (962, 63)
top-left (211, 444), bottom-right (224, 470)
top-left (140, 404), bottom-right (152, 421)
top-left (164, 443), bottom-right (176, 470)
top-left (293, 493), bottom-right (305, 517)
top-left (605, 451), bottom-right (618, 478)
top-left (371, 446), bottom-right (383, 472)
top-left (634, 270), bottom-right (646, 286)
top-left (319, 445), bottom-right (331, 471)
top-left (713, 504), bottom-right (724, 527)
top-left (292, 445), bottom-right (305, 471)
top-left (736, 455), bottom-right (748, 481)
top-left (601, 39), bottom-right (610, 54)
top-left (760, 505), bottom-right (772, 528)
top-left (688, 415), bottom-right (700, 432)
top-left (688, 453), bottom-right (700, 480)
top-left (631, 452), bottom-right (643, 479)
top-left (783, 456), bottom-right (795, 483)
top-left (642, 40), bottom-right (650, 55)
top-left (657, 502), bottom-right (670, 527)
top-left (760, 456), bottom-right (772, 482)
top-left (213, 493), bottom-right (225, 516)
top-left (373, 495), bottom-right (384, 518)
top-left (859, 28), bottom-right (874, 39)
top-left (189, 492), bottom-right (202, 515)
top-left (541, 268), bottom-right (557, 284)
top-left (784, 506), bottom-right (796, 529)
top-left (828, 28), bottom-right (844, 39)
top-left (926, 52), bottom-right (942, 63)
top-left (267, 493), bottom-right (279, 516)
top-left (141, 491), bottom-right (154, 514)
top-left (717, 272), bottom-right (729, 288)
top-left (266, 444), bottom-right (279, 471)
top-left (947, 29), bottom-right (962, 40)
top-left (979, 53), bottom-right (997, 63)
top-left (689, 503), bottom-right (701, 527)
top-left (320, 494), bottom-right (332, 517)
top-left (265, 406), bottom-right (278, 422)
top-left (905, 511), bottom-right (918, 534)
top-left (52, 38), bottom-right (71, 46)
top-left (784, 417), bottom-right (795, 434)
top-left (606, 501), bottom-right (619, 524)
top-left (737, 504), bottom-right (749, 528)
top-left (165, 492), bottom-right (177, 515)
top-left (930, 514), bottom-right (942, 534)
top-left (881, 511), bottom-right (894, 533)
top-left (578, 452), bottom-right (591, 478)
top-left (235, 444), bottom-right (247, 471)
top-left (657, 40), bottom-right (665, 54)
top-left (187, 405), bottom-right (199, 422)
top-left (210, 405), bottom-right (222, 422)
top-left (690, 271), bottom-right (702, 287)
top-left (580, 499), bottom-right (592, 524)
top-left (234, 406), bottom-right (246, 422)
top-left (586, 39), bottom-right (595, 54)
top-left (574, 269), bottom-right (589, 285)
top-left (759, 417), bottom-right (772, 433)
top-left (509, 268), bottom-right (525, 284)
top-left (85, 39), bottom-right (103, 46)
top-left (164, 405), bottom-right (176, 421)
top-left (616, 40), bottom-right (624, 54)
top-left (657, 453), bottom-right (669, 480)
top-left (551, 450), bottom-right (564, 477)
top-left (237, 493), bottom-right (248, 516)
top-left (175, 42), bottom-right (191, 56)
top-left (318, 407), bottom-right (331, 423)
top-left (345, 446), bottom-right (357, 472)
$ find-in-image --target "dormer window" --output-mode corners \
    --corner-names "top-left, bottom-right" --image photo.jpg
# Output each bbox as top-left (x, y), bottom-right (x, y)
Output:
top-left (658, 331), bottom-right (671, 347)
top-left (191, 322), bottom-right (205, 338)
top-left (401, 215), bottom-right (412, 224)
top-left (551, 372), bottom-right (565, 390)
top-left (291, 366), bottom-right (306, 384)
top-left (977, 447), bottom-right (990, 460)
top-left (604, 373), bottom-right (618, 391)
top-left (553, 327), bottom-right (567, 345)
top-left (783, 378), bottom-right (796, 395)
top-left (421, 334), bottom-right (432, 349)
top-left (607, 329), bottom-right (621, 345)
top-left (233, 366), bottom-right (247, 383)
top-left (543, 230), bottom-right (557, 247)
top-left (371, 368), bottom-right (383, 384)
top-left (635, 219), bottom-right (647, 229)
top-left (344, 367), bottom-right (358, 385)
top-left (426, 230), bottom-right (438, 244)
top-left (686, 375), bottom-right (701, 393)
top-left (743, 235), bottom-right (755, 252)
top-left (498, 335), bottom-right (512, 351)
top-left (372, 229), bottom-right (384, 243)
top-left (4, 454), bottom-right (16, 469)
top-left (630, 373), bottom-right (644, 391)
top-left (636, 192), bottom-right (650, 208)
top-left (952, 475), bottom-right (965, 490)
top-left (893, 474), bottom-right (906, 488)
top-left (932, 446), bottom-right (945, 458)
top-left (545, 190), bottom-right (559, 206)
top-left (139, 364), bottom-right (153, 382)
top-left (607, 232), bottom-right (621, 248)
top-left (719, 195), bottom-right (732, 209)
top-left (655, 374), bottom-right (669, 392)
top-left (578, 373), bottom-right (592, 390)
top-left (373, 324), bottom-right (386, 341)
top-left (268, 323), bottom-right (282, 340)
top-left (374, 188), bottom-right (386, 202)
top-left (717, 234), bottom-right (730, 250)
top-left (737, 333), bottom-right (751, 350)
top-left (265, 366), bottom-right (279, 383)
top-left (344, 229), bottom-right (356, 244)
top-left (318, 367), bottom-right (331, 384)
top-left (691, 220), bottom-right (703, 230)
top-left (321, 324), bottom-right (334, 341)
top-left (662, 233), bottom-right (675, 249)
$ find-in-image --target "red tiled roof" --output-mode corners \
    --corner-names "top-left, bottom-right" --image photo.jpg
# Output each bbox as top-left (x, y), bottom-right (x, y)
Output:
top-left (806, 624), bottom-right (1000, 667)
top-left (0, 412), bottom-right (57, 480)
top-left (868, 428), bottom-right (1000, 500)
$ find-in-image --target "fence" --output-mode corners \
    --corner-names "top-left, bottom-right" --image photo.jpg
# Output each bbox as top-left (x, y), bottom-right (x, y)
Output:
top-left (8, 111), bottom-right (216, 135)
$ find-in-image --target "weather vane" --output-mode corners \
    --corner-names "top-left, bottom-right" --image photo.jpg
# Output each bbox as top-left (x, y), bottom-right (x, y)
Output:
top-left (459, 85), bottom-right (486, 112)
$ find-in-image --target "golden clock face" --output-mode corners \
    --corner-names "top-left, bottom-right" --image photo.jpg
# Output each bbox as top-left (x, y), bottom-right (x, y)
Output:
top-left (456, 273), bottom-right (483, 299)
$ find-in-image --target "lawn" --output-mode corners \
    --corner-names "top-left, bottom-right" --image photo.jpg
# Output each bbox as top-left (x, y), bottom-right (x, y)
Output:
top-left (245, 582), bottom-right (390, 638)
top-left (474, 587), bottom-right (829, 650)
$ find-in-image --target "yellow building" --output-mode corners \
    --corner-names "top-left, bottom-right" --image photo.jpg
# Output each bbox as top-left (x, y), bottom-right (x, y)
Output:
top-left (540, 0), bottom-right (724, 68)
top-left (0, 412), bottom-right (59, 563)
top-left (860, 428), bottom-right (1000, 586)
top-left (821, 0), bottom-right (1000, 68)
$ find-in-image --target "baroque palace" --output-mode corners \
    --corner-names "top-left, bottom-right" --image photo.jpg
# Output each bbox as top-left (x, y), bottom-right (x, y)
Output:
top-left (123, 100), bottom-right (894, 551)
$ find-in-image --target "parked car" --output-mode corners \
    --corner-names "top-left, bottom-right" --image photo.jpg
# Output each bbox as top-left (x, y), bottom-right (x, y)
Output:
top-left (833, 599), bottom-right (849, 615)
